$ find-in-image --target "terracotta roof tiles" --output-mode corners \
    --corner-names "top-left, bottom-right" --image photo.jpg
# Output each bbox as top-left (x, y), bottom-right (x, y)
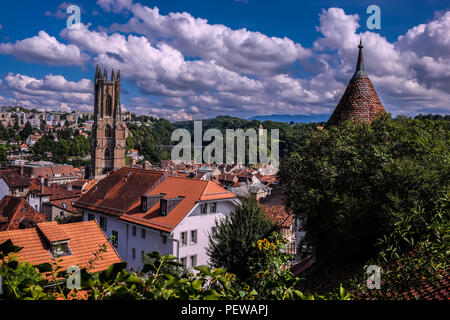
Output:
top-left (0, 220), bottom-right (122, 273)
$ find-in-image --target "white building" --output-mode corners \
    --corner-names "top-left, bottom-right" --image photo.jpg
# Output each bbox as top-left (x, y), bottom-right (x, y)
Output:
top-left (74, 168), bottom-right (240, 272)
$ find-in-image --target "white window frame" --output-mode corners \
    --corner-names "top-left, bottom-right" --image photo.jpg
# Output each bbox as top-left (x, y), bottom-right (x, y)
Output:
top-left (190, 230), bottom-right (198, 245)
top-left (181, 231), bottom-right (188, 246)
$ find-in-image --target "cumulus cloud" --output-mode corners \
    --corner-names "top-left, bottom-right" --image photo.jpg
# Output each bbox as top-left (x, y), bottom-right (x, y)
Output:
top-left (311, 8), bottom-right (450, 114)
top-left (1, 1), bottom-right (449, 118)
top-left (1, 73), bottom-right (93, 112)
top-left (0, 31), bottom-right (89, 66)
top-left (102, 1), bottom-right (311, 76)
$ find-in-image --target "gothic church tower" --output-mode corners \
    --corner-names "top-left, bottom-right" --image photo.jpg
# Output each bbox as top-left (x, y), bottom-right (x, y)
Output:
top-left (87, 66), bottom-right (127, 179)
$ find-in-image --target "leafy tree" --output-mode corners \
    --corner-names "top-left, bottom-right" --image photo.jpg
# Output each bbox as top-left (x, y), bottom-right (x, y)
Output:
top-left (279, 114), bottom-right (450, 268)
top-left (19, 121), bottom-right (33, 140)
top-left (207, 196), bottom-right (276, 280)
top-left (0, 145), bottom-right (7, 165)
top-left (1, 238), bottom-right (349, 300)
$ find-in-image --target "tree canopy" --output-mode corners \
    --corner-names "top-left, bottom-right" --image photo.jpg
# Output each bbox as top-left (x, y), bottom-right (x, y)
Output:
top-left (279, 114), bottom-right (450, 267)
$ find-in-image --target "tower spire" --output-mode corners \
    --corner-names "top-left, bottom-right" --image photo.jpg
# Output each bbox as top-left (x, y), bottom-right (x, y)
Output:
top-left (95, 64), bottom-right (101, 79)
top-left (352, 37), bottom-right (367, 79)
top-left (326, 37), bottom-right (386, 127)
top-left (103, 68), bottom-right (107, 80)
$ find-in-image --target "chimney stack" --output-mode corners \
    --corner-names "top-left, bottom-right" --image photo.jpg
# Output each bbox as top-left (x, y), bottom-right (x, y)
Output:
top-left (40, 177), bottom-right (44, 194)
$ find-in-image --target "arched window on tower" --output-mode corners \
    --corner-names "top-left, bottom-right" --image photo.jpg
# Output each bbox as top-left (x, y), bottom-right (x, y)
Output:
top-left (105, 147), bottom-right (112, 159)
top-left (105, 124), bottom-right (113, 138)
top-left (106, 95), bottom-right (112, 117)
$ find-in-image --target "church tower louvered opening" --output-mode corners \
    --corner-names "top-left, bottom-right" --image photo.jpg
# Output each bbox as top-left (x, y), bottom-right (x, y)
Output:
top-left (87, 66), bottom-right (127, 179)
top-left (326, 39), bottom-right (386, 127)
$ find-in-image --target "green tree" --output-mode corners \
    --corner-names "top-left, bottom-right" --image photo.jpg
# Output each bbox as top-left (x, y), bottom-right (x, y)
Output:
top-left (279, 115), bottom-right (450, 268)
top-left (19, 121), bottom-right (33, 140)
top-left (0, 145), bottom-right (7, 165)
top-left (207, 196), bottom-right (276, 280)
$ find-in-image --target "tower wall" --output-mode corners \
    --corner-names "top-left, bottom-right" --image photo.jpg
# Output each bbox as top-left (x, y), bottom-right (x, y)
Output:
top-left (87, 67), bottom-right (126, 179)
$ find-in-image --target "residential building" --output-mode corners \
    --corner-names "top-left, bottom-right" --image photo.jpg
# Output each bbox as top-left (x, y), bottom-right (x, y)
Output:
top-left (0, 196), bottom-right (47, 231)
top-left (10, 161), bottom-right (81, 185)
top-left (74, 167), bottom-right (240, 271)
top-left (0, 169), bottom-right (30, 199)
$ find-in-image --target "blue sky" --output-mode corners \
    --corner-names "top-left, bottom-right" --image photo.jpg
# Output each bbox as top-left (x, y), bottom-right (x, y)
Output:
top-left (0, 0), bottom-right (449, 120)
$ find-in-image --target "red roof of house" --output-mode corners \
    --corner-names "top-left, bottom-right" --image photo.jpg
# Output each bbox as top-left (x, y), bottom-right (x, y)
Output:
top-left (0, 220), bottom-right (122, 273)
top-left (0, 196), bottom-right (47, 231)
top-left (75, 168), bottom-right (167, 216)
top-left (75, 168), bottom-right (237, 233)
top-left (262, 204), bottom-right (293, 229)
top-left (0, 170), bottom-right (30, 188)
top-left (119, 177), bottom-right (237, 232)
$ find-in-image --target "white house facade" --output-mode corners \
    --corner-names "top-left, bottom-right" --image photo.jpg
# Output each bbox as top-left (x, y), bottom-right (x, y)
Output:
top-left (75, 168), bottom-right (240, 272)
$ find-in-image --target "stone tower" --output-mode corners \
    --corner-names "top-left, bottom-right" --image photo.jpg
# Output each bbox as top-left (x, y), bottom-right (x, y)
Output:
top-left (87, 66), bottom-right (127, 179)
top-left (326, 39), bottom-right (386, 127)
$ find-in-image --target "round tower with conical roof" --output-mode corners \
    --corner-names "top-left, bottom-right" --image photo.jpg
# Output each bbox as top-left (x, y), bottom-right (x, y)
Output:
top-left (326, 39), bottom-right (386, 127)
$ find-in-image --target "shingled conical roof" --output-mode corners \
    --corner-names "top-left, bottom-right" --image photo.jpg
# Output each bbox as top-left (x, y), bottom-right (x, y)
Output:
top-left (326, 39), bottom-right (386, 127)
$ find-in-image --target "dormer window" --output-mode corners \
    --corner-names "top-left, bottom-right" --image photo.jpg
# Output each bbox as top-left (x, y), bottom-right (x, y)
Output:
top-left (161, 200), bottom-right (167, 216)
top-left (51, 241), bottom-right (71, 258)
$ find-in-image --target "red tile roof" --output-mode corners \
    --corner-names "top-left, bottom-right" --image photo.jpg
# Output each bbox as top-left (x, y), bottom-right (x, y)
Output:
top-left (120, 177), bottom-right (237, 232)
top-left (75, 168), bottom-right (237, 232)
top-left (0, 196), bottom-right (47, 231)
top-left (262, 204), bottom-right (293, 229)
top-left (0, 170), bottom-right (30, 188)
top-left (75, 168), bottom-right (168, 216)
top-left (0, 220), bottom-right (122, 273)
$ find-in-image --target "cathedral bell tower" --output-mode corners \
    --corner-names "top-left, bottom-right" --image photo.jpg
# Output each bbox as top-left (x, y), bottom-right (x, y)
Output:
top-left (87, 66), bottom-right (127, 179)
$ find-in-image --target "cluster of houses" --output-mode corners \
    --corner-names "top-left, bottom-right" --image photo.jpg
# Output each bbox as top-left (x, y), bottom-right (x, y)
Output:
top-left (0, 159), bottom-right (302, 276)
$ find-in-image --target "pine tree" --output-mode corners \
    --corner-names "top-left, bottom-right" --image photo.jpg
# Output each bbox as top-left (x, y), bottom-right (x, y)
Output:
top-left (207, 196), bottom-right (275, 280)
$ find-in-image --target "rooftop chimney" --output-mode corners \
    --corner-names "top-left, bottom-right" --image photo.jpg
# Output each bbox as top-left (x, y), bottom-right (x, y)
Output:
top-left (40, 177), bottom-right (45, 194)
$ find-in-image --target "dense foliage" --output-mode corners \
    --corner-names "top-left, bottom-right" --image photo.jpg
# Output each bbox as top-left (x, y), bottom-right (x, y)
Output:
top-left (279, 115), bottom-right (450, 267)
top-left (32, 128), bottom-right (91, 164)
top-left (0, 238), bottom-right (350, 300)
top-left (347, 194), bottom-right (449, 299)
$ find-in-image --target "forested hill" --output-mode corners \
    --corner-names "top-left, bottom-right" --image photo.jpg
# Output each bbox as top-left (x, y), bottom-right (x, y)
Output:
top-left (126, 115), bottom-right (324, 164)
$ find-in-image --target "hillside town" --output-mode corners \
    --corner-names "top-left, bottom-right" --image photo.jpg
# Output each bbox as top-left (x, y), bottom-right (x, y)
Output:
top-left (0, 67), bottom-right (293, 274)
top-left (0, 1), bottom-right (448, 304)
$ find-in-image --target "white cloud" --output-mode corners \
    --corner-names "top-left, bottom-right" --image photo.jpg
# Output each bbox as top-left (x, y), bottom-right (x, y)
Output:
top-left (1, 73), bottom-right (93, 112)
top-left (102, 1), bottom-right (311, 76)
top-left (1, 2), bottom-right (449, 118)
top-left (0, 31), bottom-right (89, 66)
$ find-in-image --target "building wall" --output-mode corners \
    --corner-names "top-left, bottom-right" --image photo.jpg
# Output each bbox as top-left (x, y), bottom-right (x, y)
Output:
top-left (43, 203), bottom-right (72, 221)
top-left (174, 200), bottom-right (236, 269)
top-left (0, 179), bottom-right (10, 200)
top-left (27, 193), bottom-right (41, 212)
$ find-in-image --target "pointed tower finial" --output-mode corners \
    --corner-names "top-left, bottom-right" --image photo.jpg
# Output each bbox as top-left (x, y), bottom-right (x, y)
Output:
top-left (352, 37), bottom-right (367, 79)
top-left (103, 68), bottom-right (107, 80)
top-left (111, 69), bottom-right (115, 81)
top-left (117, 69), bottom-right (120, 80)
top-left (95, 64), bottom-right (101, 79)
